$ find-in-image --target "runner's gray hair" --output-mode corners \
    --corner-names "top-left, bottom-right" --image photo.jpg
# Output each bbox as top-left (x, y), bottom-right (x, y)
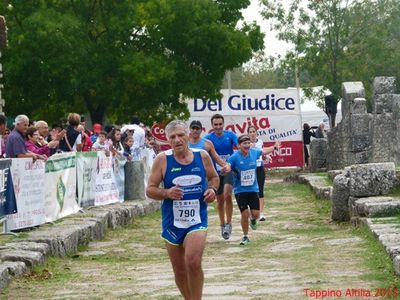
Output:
top-left (165, 120), bottom-right (189, 138)
top-left (15, 114), bottom-right (29, 125)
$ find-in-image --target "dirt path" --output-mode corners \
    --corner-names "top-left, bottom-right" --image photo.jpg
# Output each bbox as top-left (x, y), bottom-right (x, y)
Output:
top-left (2, 179), bottom-right (398, 299)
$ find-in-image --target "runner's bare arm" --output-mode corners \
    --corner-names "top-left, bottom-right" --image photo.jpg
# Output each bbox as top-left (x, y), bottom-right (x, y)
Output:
top-left (262, 140), bottom-right (281, 155)
top-left (200, 150), bottom-right (219, 203)
top-left (205, 140), bottom-right (226, 167)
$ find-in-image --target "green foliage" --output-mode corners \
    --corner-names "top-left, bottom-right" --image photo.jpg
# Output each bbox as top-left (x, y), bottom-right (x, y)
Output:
top-left (261, 0), bottom-right (400, 111)
top-left (0, 0), bottom-right (263, 124)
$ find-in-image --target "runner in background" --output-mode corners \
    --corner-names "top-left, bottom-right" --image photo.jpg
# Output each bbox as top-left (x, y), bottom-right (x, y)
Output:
top-left (227, 134), bottom-right (280, 245)
top-left (146, 120), bottom-right (219, 300)
top-left (248, 125), bottom-right (266, 221)
top-left (205, 114), bottom-right (238, 240)
top-left (188, 120), bottom-right (230, 172)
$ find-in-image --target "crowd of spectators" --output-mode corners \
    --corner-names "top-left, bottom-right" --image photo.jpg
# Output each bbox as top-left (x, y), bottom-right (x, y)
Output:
top-left (0, 113), bottom-right (160, 161)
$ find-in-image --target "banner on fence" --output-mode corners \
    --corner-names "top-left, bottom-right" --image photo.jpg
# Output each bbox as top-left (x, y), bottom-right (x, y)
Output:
top-left (44, 152), bottom-right (80, 222)
top-left (0, 159), bottom-right (17, 218)
top-left (112, 155), bottom-right (126, 202)
top-left (76, 152), bottom-right (97, 208)
top-left (187, 89), bottom-right (304, 167)
top-left (6, 158), bottom-right (46, 230)
top-left (95, 151), bottom-right (119, 206)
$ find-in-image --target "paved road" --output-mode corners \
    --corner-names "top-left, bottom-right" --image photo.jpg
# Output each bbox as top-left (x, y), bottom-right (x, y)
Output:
top-left (3, 178), bottom-right (393, 299)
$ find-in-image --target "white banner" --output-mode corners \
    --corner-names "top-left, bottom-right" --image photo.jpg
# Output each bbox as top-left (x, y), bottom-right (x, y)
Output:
top-left (95, 152), bottom-right (119, 206)
top-left (76, 152), bottom-right (97, 208)
top-left (44, 152), bottom-right (80, 222)
top-left (188, 89), bottom-right (302, 141)
top-left (7, 158), bottom-right (46, 230)
top-left (112, 155), bottom-right (126, 202)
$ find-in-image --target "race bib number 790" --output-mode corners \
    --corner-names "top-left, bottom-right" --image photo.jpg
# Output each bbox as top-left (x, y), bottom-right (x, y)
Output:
top-left (173, 199), bottom-right (201, 228)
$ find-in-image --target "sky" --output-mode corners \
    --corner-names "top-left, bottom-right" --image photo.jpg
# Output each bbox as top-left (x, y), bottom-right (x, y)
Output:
top-left (242, 0), bottom-right (292, 57)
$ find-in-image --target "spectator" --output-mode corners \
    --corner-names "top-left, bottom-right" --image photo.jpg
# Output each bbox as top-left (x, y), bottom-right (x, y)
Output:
top-left (6, 114), bottom-right (45, 160)
top-left (25, 126), bottom-right (49, 157)
top-left (35, 120), bottom-right (65, 153)
top-left (58, 113), bottom-right (82, 152)
top-left (77, 124), bottom-right (93, 152)
top-left (0, 114), bottom-right (7, 157)
top-left (108, 128), bottom-right (123, 156)
top-left (303, 123), bottom-right (315, 167)
top-left (90, 123), bottom-right (102, 143)
top-left (315, 123), bottom-right (326, 138)
top-left (92, 131), bottom-right (110, 153)
top-left (122, 135), bottom-right (134, 160)
top-left (121, 116), bottom-right (145, 159)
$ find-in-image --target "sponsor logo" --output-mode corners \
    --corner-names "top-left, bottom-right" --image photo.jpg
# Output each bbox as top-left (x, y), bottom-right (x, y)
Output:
top-left (191, 167), bottom-right (201, 172)
top-left (171, 167), bottom-right (181, 172)
top-left (172, 175), bottom-right (202, 186)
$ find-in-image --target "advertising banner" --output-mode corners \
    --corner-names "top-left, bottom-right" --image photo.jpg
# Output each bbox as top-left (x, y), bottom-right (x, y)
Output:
top-left (112, 155), bottom-right (126, 202)
top-left (44, 152), bottom-right (80, 222)
top-left (95, 151), bottom-right (119, 206)
top-left (7, 158), bottom-right (46, 230)
top-left (187, 89), bottom-right (304, 167)
top-left (76, 152), bottom-right (97, 208)
top-left (0, 159), bottom-right (17, 218)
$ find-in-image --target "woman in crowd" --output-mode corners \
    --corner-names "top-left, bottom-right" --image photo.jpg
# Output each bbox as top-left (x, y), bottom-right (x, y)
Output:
top-left (248, 125), bottom-right (267, 221)
top-left (108, 128), bottom-right (124, 156)
top-left (58, 113), bottom-right (82, 152)
top-left (25, 126), bottom-right (49, 157)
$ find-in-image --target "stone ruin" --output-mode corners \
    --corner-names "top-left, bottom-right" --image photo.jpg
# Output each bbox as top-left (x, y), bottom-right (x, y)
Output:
top-left (324, 77), bottom-right (400, 170)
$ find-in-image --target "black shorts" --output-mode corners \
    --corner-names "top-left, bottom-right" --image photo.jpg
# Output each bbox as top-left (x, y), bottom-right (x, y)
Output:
top-left (256, 166), bottom-right (265, 198)
top-left (235, 192), bottom-right (260, 212)
top-left (216, 172), bottom-right (233, 195)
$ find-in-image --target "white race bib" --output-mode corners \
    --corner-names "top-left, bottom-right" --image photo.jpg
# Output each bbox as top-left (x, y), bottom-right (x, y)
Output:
top-left (173, 199), bottom-right (201, 228)
top-left (241, 169), bottom-right (255, 186)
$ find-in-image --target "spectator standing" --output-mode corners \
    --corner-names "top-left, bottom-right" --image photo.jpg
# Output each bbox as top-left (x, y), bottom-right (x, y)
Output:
top-left (25, 126), bottom-right (49, 157)
top-left (90, 123), bottom-right (102, 143)
top-left (302, 123), bottom-right (315, 167)
top-left (0, 114), bottom-right (7, 157)
top-left (315, 123), bottom-right (326, 138)
top-left (92, 131), bottom-right (110, 153)
top-left (58, 113), bottom-right (82, 152)
top-left (6, 114), bottom-right (44, 160)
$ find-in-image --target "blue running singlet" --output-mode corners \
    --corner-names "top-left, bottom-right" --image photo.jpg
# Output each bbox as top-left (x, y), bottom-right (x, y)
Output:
top-left (161, 149), bottom-right (208, 245)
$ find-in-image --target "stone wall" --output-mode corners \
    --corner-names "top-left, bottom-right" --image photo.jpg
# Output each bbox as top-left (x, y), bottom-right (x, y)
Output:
top-left (325, 77), bottom-right (399, 170)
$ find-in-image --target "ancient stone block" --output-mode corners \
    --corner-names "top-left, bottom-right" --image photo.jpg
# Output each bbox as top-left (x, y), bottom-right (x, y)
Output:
top-left (342, 81), bottom-right (365, 118)
top-left (346, 162), bottom-right (396, 197)
top-left (125, 161), bottom-right (146, 200)
top-left (331, 174), bottom-right (350, 221)
top-left (352, 98), bottom-right (367, 114)
top-left (373, 76), bottom-right (396, 95)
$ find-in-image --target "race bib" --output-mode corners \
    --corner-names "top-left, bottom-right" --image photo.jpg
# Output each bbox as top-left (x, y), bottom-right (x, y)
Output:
top-left (173, 199), bottom-right (201, 228)
top-left (216, 154), bottom-right (231, 171)
top-left (241, 169), bottom-right (255, 186)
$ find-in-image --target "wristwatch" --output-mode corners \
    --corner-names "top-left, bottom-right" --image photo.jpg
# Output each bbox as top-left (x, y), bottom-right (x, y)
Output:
top-left (208, 187), bottom-right (218, 194)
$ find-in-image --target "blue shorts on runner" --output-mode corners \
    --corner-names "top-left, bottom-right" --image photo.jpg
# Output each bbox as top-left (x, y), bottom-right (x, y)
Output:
top-left (162, 223), bottom-right (208, 245)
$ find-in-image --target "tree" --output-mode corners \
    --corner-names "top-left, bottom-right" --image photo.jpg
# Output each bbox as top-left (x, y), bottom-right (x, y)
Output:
top-left (261, 0), bottom-right (400, 127)
top-left (0, 0), bottom-right (263, 125)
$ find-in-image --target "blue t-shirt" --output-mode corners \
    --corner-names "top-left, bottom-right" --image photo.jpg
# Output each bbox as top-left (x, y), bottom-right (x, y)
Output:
top-left (189, 138), bottom-right (207, 150)
top-left (228, 148), bottom-right (262, 194)
top-left (161, 149), bottom-right (208, 230)
top-left (204, 130), bottom-right (238, 173)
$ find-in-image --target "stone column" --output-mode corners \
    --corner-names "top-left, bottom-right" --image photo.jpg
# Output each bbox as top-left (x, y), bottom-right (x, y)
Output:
top-left (124, 161), bottom-right (146, 200)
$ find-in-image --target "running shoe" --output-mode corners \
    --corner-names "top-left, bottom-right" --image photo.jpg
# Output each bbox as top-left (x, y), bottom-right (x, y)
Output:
top-left (250, 218), bottom-right (258, 230)
top-left (221, 224), bottom-right (229, 240)
top-left (259, 215), bottom-right (266, 221)
top-left (225, 223), bottom-right (232, 235)
top-left (239, 236), bottom-right (250, 245)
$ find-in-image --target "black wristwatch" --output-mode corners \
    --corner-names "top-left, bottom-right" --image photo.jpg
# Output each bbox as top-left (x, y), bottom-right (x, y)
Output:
top-left (208, 187), bottom-right (218, 194)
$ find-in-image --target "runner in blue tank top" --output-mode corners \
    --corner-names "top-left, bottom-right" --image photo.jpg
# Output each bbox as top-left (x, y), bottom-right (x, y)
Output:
top-left (188, 120), bottom-right (230, 171)
top-left (146, 120), bottom-right (219, 300)
top-left (204, 114), bottom-right (238, 240)
top-left (228, 134), bottom-right (280, 246)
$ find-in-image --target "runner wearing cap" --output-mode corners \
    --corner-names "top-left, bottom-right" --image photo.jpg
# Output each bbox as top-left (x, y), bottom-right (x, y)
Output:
top-left (204, 114), bottom-right (238, 240)
top-left (188, 120), bottom-right (230, 172)
top-left (227, 134), bottom-right (281, 245)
